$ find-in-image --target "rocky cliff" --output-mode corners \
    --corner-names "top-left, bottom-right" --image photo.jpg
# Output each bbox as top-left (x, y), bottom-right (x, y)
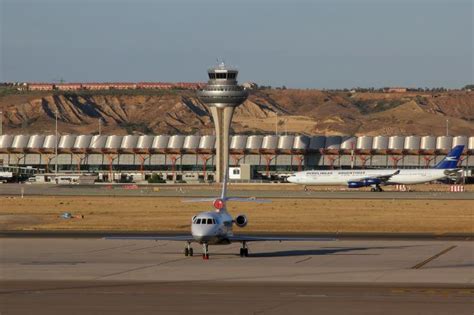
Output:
top-left (0, 89), bottom-right (473, 136)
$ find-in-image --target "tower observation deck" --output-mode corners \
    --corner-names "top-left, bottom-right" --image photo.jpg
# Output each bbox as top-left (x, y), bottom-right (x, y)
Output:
top-left (197, 63), bottom-right (248, 182)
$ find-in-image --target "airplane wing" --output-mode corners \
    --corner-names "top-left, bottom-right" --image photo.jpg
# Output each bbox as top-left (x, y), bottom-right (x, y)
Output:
top-left (104, 235), bottom-right (195, 242)
top-left (353, 170), bottom-right (400, 183)
top-left (225, 197), bottom-right (271, 203)
top-left (228, 235), bottom-right (336, 242)
top-left (182, 197), bottom-right (271, 203)
top-left (182, 198), bottom-right (216, 203)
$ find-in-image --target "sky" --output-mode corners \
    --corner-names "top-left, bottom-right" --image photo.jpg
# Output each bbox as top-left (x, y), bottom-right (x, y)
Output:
top-left (0, 0), bottom-right (472, 88)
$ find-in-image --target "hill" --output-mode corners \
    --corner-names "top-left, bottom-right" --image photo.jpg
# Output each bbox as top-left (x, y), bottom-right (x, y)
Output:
top-left (0, 89), bottom-right (473, 136)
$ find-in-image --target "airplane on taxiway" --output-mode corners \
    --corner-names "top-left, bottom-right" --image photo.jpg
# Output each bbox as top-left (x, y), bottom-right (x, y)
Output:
top-left (287, 145), bottom-right (465, 192)
top-left (106, 169), bottom-right (334, 260)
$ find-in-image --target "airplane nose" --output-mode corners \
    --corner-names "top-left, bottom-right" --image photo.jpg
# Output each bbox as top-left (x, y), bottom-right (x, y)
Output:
top-left (194, 235), bottom-right (209, 243)
top-left (192, 226), bottom-right (218, 243)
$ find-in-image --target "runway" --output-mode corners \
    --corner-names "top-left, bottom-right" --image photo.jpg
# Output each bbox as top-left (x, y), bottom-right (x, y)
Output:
top-left (2, 281), bottom-right (473, 315)
top-left (1, 237), bottom-right (473, 314)
top-left (1, 183), bottom-right (473, 199)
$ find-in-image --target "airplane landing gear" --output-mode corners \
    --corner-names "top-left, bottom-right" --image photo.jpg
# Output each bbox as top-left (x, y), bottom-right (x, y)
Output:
top-left (370, 185), bottom-right (383, 192)
top-left (184, 242), bottom-right (193, 257)
top-left (202, 243), bottom-right (209, 260)
top-left (240, 241), bottom-right (249, 257)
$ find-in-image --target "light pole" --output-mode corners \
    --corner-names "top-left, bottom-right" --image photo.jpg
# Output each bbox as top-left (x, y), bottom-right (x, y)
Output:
top-left (0, 111), bottom-right (3, 135)
top-left (55, 110), bottom-right (58, 175)
top-left (275, 113), bottom-right (278, 136)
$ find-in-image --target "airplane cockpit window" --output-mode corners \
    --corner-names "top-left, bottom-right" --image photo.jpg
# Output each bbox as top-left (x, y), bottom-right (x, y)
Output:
top-left (194, 218), bottom-right (216, 224)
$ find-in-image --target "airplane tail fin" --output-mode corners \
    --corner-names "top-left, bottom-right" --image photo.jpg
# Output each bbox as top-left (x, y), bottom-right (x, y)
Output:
top-left (434, 145), bottom-right (464, 169)
top-left (183, 160), bottom-right (270, 206)
top-left (220, 164), bottom-right (228, 200)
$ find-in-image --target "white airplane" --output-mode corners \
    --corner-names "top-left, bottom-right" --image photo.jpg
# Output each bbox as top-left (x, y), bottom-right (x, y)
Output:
top-left (106, 170), bottom-right (334, 260)
top-left (287, 145), bottom-right (464, 192)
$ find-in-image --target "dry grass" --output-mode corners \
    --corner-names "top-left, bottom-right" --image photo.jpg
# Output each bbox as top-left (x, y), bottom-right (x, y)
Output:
top-left (0, 196), bottom-right (472, 234)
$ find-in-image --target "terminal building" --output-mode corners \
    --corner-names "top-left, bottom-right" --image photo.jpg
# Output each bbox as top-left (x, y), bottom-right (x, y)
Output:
top-left (0, 134), bottom-right (473, 183)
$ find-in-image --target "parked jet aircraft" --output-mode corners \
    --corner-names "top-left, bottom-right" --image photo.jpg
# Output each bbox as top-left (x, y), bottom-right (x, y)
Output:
top-left (287, 145), bottom-right (464, 192)
top-left (106, 171), bottom-right (333, 259)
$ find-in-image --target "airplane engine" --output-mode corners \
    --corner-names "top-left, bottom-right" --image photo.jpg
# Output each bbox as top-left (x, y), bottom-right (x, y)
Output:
top-left (348, 181), bottom-right (365, 188)
top-left (348, 178), bottom-right (381, 188)
top-left (363, 178), bottom-right (381, 185)
top-left (234, 215), bottom-right (248, 228)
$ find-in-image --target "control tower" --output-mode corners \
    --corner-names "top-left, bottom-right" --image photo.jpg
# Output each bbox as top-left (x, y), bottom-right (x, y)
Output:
top-left (197, 63), bottom-right (248, 182)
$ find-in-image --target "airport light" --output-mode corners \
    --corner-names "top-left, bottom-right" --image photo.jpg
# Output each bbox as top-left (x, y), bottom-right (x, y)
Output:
top-left (55, 110), bottom-right (58, 175)
top-left (275, 112), bottom-right (278, 136)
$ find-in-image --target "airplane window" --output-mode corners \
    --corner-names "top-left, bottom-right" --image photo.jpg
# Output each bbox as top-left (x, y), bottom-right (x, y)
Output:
top-left (196, 219), bottom-right (201, 224)
top-left (207, 218), bottom-right (213, 224)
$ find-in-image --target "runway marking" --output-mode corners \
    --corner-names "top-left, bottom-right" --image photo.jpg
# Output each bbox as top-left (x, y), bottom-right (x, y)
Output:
top-left (129, 244), bottom-right (167, 252)
top-left (390, 288), bottom-right (474, 296)
top-left (411, 245), bottom-right (457, 269)
top-left (297, 294), bottom-right (327, 298)
top-left (95, 257), bottom-right (189, 279)
top-left (84, 244), bottom-right (136, 253)
top-left (295, 257), bottom-right (312, 264)
top-left (20, 261), bottom-right (86, 265)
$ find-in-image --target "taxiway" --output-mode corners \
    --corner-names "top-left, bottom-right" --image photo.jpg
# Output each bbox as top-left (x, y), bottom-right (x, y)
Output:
top-left (0, 237), bottom-right (472, 314)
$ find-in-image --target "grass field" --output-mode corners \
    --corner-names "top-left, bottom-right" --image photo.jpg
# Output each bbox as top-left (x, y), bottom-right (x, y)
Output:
top-left (0, 196), bottom-right (472, 234)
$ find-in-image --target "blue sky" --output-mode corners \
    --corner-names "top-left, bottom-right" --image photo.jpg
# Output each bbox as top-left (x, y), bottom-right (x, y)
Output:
top-left (1, 0), bottom-right (472, 88)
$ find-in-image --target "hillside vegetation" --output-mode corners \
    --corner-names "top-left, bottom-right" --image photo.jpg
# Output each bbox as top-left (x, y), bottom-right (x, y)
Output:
top-left (0, 89), bottom-right (473, 135)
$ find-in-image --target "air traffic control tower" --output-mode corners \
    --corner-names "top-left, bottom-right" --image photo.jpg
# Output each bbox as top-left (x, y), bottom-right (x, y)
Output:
top-left (197, 63), bottom-right (248, 182)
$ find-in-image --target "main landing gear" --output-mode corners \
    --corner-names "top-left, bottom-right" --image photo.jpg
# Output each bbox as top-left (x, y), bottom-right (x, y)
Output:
top-left (240, 241), bottom-right (249, 257)
top-left (370, 185), bottom-right (383, 192)
top-left (184, 242), bottom-right (193, 257)
top-left (202, 243), bottom-right (209, 260)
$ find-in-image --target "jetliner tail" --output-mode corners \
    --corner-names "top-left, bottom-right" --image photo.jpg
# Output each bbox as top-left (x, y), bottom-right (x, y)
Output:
top-left (434, 145), bottom-right (464, 169)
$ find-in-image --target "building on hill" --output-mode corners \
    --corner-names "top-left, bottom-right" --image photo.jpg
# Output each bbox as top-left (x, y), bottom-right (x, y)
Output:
top-left (109, 83), bottom-right (137, 90)
top-left (28, 83), bottom-right (55, 91)
top-left (82, 83), bottom-right (110, 90)
top-left (385, 87), bottom-right (407, 93)
top-left (56, 83), bottom-right (82, 91)
top-left (137, 82), bottom-right (173, 89)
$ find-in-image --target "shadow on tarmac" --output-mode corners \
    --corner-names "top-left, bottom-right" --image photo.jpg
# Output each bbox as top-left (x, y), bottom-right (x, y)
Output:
top-left (247, 245), bottom-right (427, 258)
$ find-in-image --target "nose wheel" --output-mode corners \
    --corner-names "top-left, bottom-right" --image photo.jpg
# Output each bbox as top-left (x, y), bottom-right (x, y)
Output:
top-left (184, 242), bottom-right (193, 257)
top-left (240, 241), bottom-right (249, 257)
